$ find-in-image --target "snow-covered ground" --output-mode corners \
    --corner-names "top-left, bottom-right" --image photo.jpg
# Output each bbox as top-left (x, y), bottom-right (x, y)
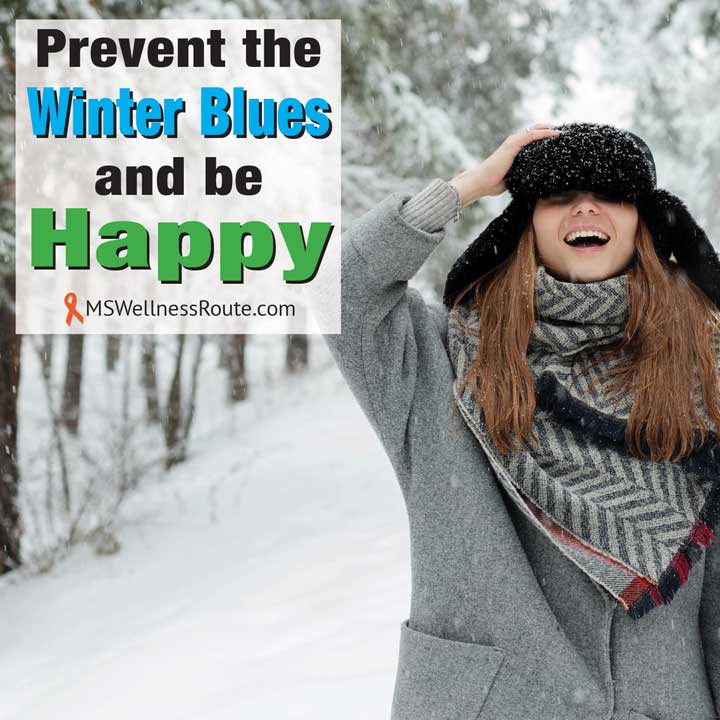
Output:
top-left (0, 339), bottom-right (412, 720)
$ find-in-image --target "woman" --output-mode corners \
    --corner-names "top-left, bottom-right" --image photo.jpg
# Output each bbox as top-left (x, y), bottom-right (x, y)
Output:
top-left (323, 121), bottom-right (720, 720)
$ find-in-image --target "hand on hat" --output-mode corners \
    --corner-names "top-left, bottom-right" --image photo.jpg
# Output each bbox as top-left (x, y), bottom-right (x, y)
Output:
top-left (449, 123), bottom-right (560, 206)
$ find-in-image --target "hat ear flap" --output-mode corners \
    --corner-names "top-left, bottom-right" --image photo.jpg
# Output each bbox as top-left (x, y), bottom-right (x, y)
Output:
top-left (443, 197), bottom-right (533, 307)
top-left (638, 189), bottom-right (720, 309)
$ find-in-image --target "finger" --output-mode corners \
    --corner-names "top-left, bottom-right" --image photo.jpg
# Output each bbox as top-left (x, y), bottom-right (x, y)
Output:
top-left (511, 126), bottom-right (556, 139)
top-left (527, 122), bottom-right (557, 129)
top-left (523, 124), bottom-right (558, 133)
top-left (510, 128), bottom-right (559, 143)
top-left (510, 128), bottom-right (560, 151)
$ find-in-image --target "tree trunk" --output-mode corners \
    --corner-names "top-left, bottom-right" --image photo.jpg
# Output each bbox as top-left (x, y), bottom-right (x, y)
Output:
top-left (286, 334), bottom-right (308, 372)
top-left (0, 274), bottom-right (21, 573)
top-left (106, 334), bottom-right (121, 372)
top-left (140, 335), bottom-right (160, 423)
top-left (32, 338), bottom-right (71, 515)
top-left (181, 335), bottom-right (205, 455)
top-left (227, 334), bottom-right (247, 403)
top-left (217, 335), bottom-right (231, 370)
top-left (40, 334), bottom-right (53, 382)
top-left (61, 335), bottom-right (84, 435)
top-left (163, 335), bottom-right (185, 469)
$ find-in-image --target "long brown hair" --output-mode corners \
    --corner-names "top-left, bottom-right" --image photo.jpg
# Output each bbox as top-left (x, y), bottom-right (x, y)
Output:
top-left (451, 217), bottom-right (720, 462)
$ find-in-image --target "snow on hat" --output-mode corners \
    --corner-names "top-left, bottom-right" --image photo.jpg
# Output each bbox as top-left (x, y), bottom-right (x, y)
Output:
top-left (442, 121), bottom-right (720, 309)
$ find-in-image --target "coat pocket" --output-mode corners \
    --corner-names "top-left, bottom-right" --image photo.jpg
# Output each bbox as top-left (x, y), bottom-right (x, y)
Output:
top-left (390, 618), bottom-right (505, 720)
top-left (628, 712), bottom-right (658, 720)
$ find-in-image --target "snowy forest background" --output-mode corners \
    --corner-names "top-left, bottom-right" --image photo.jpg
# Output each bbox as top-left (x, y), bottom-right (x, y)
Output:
top-left (0, 0), bottom-right (718, 718)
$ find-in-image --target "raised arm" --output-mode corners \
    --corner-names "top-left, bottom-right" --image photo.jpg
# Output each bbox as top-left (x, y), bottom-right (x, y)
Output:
top-left (321, 180), bottom-right (458, 491)
top-left (323, 124), bottom-right (561, 492)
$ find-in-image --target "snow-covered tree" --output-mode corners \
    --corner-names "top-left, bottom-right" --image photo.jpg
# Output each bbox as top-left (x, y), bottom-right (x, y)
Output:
top-left (563, 0), bottom-right (720, 242)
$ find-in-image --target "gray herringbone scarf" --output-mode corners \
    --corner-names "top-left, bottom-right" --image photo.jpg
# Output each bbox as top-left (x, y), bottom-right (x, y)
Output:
top-left (448, 265), bottom-right (718, 618)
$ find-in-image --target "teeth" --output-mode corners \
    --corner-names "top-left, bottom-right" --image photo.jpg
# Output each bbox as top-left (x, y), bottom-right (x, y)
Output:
top-left (565, 229), bottom-right (610, 242)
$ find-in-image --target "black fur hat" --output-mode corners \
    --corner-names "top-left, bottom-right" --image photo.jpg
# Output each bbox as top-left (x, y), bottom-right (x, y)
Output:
top-left (442, 121), bottom-right (720, 309)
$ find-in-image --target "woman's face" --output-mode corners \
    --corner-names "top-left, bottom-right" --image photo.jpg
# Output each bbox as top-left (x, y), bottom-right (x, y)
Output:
top-left (532, 190), bottom-right (639, 282)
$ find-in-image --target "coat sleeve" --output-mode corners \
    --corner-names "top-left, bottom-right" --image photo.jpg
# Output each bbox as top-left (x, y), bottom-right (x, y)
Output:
top-left (700, 538), bottom-right (720, 712)
top-left (321, 189), bottom-right (456, 492)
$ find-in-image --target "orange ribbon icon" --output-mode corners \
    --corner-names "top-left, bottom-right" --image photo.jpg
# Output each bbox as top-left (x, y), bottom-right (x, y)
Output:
top-left (64, 292), bottom-right (85, 326)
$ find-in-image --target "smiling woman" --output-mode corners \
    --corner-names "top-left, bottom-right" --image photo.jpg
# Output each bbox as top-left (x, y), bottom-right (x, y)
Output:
top-left (324, 120), bottom-right (720, 720)
top-left (532, 189), bottom-right (639, 282)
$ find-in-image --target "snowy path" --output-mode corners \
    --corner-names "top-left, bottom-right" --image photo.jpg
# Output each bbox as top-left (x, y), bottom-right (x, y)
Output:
top-left (0, 360), bottom-right (411, 720)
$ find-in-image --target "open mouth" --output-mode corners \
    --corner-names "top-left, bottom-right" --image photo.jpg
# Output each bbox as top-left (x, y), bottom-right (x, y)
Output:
top-left (563, 231), bottom-right (610, 249)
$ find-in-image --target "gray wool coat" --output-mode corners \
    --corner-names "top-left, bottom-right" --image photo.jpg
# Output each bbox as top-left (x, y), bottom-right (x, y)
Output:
top-left (322, 190), bottom-right (720, 720)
